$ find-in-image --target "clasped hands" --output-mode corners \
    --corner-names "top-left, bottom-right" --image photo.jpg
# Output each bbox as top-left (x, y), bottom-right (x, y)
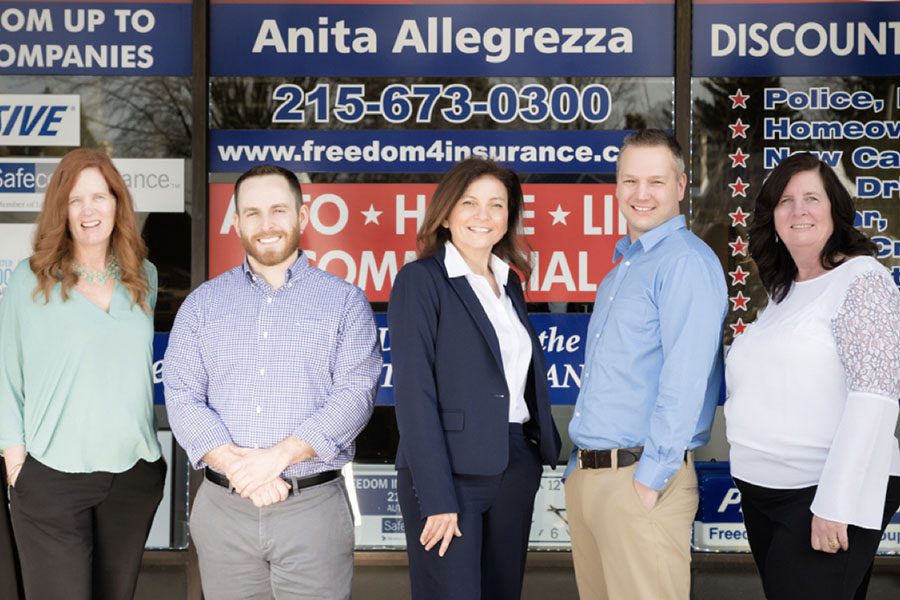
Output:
top-left (205, 439), bottom-right (315, 508)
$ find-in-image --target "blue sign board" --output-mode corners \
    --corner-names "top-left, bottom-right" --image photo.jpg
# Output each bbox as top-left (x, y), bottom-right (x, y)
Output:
top-left (693, 1), bottom-right (900, 76)
top-left (0, 2), bottom-right (192, 75)
top-left (210, 3), bottom-right (674, 77)
top-left (209, 129), bottom-right (628, 175)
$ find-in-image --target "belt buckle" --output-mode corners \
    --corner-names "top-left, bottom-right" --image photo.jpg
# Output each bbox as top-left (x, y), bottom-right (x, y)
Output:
top-left (577, 449), bottom-right (585, 469)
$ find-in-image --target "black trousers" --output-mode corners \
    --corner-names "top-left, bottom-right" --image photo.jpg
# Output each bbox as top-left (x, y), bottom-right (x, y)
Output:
top-left (735, 475), bottom-right (900, 600)
top-left (1, 462), bottom-right (25, 600)
top-left (398, 424), bottom-right (543, 600)
top-left (9, 455), bottom-right (166, 600)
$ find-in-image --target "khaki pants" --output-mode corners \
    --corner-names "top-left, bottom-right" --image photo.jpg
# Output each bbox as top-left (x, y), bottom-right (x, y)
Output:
top-left (565, 454), bottom-right (698, 600)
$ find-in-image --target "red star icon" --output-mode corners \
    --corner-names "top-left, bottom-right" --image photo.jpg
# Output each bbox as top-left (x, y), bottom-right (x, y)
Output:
top-left (729, 207), bottom-right (749, 227)
top-left (729, 148), bottom-right (749, 168)
top-left (730, 318), bottom-right (749, 336)
top-left (730, 291), bottom-right (750, 311)
top-left (728, 178), bottom-right (749, 197)
top-left (729, 236), bottom-right (748, 256)
top-left (729, 119), bottom-right (750, 138)
top-left (729, 89), bottom-right (749, 109)
top-left (729, 265), bottom-right (749, 286)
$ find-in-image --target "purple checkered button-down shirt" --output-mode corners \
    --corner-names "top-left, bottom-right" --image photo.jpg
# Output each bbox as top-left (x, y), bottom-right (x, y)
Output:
top-left (163, 252), bottom-right (381, 478)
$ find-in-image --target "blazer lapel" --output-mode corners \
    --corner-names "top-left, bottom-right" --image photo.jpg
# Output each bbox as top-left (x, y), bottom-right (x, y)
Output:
top-left (448, 276), bottom-right (505, 373)
top-left (506, 278), bottom-right (531, 331)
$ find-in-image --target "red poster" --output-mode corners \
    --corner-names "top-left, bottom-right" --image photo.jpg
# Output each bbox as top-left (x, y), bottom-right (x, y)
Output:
top-left (209, 183), bottom-right (624, 302)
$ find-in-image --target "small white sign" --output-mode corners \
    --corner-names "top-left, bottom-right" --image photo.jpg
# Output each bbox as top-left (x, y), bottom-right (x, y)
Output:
top-left (0, 94), bottom-right (80, 147)
top-left (0, 158), bottom-right (185, 213)
top-left (0, 223), bottom-right (35, 303)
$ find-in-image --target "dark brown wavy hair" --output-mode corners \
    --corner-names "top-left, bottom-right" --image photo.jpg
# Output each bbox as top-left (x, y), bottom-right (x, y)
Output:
top-left (748, 152), bottom-right (876, 303)
top-left (30, 148), bottom-right (150, 311)
top-left (417, 157), bottom-right (532, 283)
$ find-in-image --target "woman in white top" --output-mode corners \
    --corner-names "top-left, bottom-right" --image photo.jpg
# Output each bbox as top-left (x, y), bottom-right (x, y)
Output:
top-left (725, 152), bottom-right (900, 600)
top-left (388, 158), bottom-right (561, 600)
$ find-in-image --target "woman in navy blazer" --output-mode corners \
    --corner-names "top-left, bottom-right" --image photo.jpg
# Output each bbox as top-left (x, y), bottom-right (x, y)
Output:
top-left (388, 158), bottom-right (561, 600)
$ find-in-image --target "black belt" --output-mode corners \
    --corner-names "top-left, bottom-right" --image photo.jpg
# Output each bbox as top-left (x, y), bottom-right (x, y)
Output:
top-left (577, 447), bottom-right (690, 469)
top-left (204, 468), bottom-right (340, 493)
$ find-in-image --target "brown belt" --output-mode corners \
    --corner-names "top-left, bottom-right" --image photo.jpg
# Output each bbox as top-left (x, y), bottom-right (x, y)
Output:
top-left (577, 447), bottom-right (644, 469)
top-left (577, 447), bottom-right (690, 469)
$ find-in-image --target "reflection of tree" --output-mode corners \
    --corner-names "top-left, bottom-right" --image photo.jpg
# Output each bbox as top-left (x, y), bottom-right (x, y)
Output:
top-left (58, 76), bottom-right (192, 158)
top-left (692, 77), bottom-right (799, 343)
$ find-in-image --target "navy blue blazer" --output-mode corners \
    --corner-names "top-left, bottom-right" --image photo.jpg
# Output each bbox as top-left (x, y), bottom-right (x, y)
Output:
top-left (387, 246), bottom-right (561, 517)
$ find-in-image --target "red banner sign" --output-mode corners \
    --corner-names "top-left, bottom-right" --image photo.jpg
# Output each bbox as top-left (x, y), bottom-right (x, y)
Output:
top-left (209, 183), bottom-right (624, 302)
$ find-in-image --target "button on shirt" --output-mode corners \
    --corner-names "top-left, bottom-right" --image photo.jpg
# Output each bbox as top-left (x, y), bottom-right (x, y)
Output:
top-left (443, 242), bottom-right (532, 424)
top-left (567, 215), bottom-right (727, 489)
top-left (163, 253), bottom-right (382, 478)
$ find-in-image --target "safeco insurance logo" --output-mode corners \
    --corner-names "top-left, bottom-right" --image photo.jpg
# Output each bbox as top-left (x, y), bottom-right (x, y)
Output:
top-left (0, 94), bottom-right (80, 147)
top-left (0, 158), bottom-right (185, 213)
top-left (0, 162), bottom-right (55, 200)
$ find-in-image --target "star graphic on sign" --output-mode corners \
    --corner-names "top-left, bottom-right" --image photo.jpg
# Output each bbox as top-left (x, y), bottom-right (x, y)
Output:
top-left (549, 204), bottom-right (571, 226)
top-left (730, 318), bottom-right (749, 336)
top-left (361, 204), bottom-right (382, 225)
top-left (729, 118), bottom-right (750, 138)
top-left (729, 178), bottom-right (749, 198)
top-left (729, 207), bottom-right (749, 227)
top-left (729, 265), bottom-right (749, 286)
top-left (730, 291), bottom-right (750, 311)
top-left (729, 148), bottom-right (749, 168)
top-left (729, 236), bottom-right (748, 256)
top-left (729, 89), bottom-right (750, 109)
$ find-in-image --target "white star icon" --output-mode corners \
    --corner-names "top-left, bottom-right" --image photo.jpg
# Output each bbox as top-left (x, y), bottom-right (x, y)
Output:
top-left (549, 204), bottom-right (570, 226)
top-left (361, 204), bottom-right (382, 225)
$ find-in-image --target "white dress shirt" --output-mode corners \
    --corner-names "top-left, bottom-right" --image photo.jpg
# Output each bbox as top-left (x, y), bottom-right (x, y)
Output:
top-left (444, 241), bottom-right (532, 424)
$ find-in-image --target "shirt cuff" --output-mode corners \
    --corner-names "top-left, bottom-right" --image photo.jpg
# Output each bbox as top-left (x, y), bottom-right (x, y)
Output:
top-left (187, 426), bottom-right (234, 470)
top-left (0, 434), bottom-right (25, 452)
top-left (634, 455), bottom-right (680, 491)
top-left (293, 424), bottom-right (339, 464)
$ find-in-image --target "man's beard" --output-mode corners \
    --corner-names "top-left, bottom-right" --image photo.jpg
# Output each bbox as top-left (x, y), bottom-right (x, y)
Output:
top-left (240, 226), bottom-right (301, 267)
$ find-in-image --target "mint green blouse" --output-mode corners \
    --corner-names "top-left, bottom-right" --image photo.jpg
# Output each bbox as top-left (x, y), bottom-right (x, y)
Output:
top-left (0, 259), bottom-right (162, 473)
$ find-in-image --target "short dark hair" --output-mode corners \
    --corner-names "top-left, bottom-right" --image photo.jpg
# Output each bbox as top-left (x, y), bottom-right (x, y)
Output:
top-left (748, 152), bottom-right (877, 303)
top-left (234, 164), bottom-right (303, 211)
top-left (417, 157), bottom-right (532, 283)
top-left (619, 129), bottom-right (685, 175)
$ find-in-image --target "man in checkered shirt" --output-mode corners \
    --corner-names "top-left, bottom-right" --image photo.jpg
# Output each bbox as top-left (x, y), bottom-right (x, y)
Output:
top-left (163, 164), bottom-right (382, 600)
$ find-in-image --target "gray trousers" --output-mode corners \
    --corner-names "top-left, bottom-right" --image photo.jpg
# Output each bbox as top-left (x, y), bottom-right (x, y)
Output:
top-left (190, 477), bottom-right (354, 600)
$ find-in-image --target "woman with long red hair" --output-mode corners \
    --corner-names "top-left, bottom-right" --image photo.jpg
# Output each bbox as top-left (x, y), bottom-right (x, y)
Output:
top-left (0, 148), bottom-right (166, 600)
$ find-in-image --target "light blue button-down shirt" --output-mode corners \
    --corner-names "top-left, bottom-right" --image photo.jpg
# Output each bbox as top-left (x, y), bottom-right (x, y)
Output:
top-left (566, 215), bottom-right (727, 489)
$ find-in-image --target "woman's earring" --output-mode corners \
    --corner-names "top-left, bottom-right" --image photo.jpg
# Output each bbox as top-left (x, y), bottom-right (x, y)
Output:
top-left (775, 233), bottom-right (780, 244)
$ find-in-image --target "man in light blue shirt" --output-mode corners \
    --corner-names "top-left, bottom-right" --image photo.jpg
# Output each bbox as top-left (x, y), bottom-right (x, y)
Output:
top-left (565, 130), bottom-right (727, 600)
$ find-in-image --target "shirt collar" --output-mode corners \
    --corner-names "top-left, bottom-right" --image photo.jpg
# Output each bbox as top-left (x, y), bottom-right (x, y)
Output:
top-left (242, 251), bottom-right (309, 285)
top-left (614, 214), bottom-right (686, 261)
top-left (443, 241), bottom-right (509, 287)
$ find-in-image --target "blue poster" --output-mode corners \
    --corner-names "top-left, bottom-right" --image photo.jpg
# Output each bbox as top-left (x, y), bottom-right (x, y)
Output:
top-left (375, 312), bottom-right (588, 406)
